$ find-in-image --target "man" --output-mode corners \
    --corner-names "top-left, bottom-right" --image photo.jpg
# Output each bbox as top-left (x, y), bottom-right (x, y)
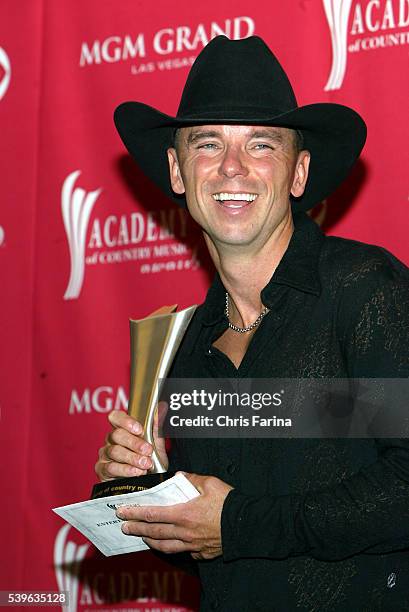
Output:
top-left (95, 36), bottom-right (409, 611)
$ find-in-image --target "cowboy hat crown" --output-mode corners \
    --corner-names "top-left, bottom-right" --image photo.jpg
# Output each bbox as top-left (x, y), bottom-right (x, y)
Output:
top-left (114, 35), bottom-right (366, 211)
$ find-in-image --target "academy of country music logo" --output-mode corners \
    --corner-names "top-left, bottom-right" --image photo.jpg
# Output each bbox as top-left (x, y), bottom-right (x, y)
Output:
top-left (0, 46), bottom-right (11, 100)
top-left (79, 16), bottom-right (255, 75)
top-left (54, 523), bottom-right (90, 612)
top-left (62, 170), bottom-right (102, 300)
top-left (54, 523), bottom-right (186, 607)
top-left (62, 170), bottom-right (198, 300)
top-left (323, 0), bottom-right (409, 90)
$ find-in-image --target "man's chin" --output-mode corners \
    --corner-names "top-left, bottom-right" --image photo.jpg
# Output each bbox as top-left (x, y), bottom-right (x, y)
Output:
top-left (204, 229), bottom-right (259, 251)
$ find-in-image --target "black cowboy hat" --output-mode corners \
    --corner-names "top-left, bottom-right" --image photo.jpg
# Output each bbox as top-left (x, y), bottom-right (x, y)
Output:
top-left (114, 35), bottom-right (366, 212)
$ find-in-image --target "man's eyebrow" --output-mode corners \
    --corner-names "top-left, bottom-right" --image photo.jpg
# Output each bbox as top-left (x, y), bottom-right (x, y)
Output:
top-left (249, 129), bottom-right (285, 143)
top-left (186, 130), bottom-right (220, 145)
top-left (184, 128), bottom-right (287, 146)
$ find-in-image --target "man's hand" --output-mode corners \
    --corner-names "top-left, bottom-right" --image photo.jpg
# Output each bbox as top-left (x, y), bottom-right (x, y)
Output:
top-left (95, 403), bottom-right (168, 480)
top-left (116, 473), bottom-right (233, 560)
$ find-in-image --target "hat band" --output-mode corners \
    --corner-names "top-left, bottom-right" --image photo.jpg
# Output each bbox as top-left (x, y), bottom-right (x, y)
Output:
top-left (177, 105), bottom-right (297, 121)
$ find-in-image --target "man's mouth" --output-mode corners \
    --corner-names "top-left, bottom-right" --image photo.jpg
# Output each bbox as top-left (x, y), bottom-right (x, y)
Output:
top-left (212, 192), bottom-right (258, 208)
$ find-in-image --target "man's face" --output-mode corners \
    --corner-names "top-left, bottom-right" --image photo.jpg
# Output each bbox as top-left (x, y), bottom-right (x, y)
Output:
top-left (167, 124), bottom-right (310, 253)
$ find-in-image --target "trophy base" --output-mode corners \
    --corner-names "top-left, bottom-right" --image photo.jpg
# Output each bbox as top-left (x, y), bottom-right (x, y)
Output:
top-left (90, 472), bottom-right (176, 500)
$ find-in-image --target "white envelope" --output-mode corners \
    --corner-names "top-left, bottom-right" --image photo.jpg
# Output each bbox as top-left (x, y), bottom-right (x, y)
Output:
top-left (53, 473), bottom-right (200, 556)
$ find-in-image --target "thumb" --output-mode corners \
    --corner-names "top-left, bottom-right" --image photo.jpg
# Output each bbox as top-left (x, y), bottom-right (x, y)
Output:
top-left (157, 401), bottom-right (169, 428)
top-left (153, 401), bottom-right (168, 439)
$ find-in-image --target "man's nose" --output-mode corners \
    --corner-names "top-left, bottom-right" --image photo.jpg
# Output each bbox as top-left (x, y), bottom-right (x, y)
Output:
top-left (217, 145), bottom-right (249, 178)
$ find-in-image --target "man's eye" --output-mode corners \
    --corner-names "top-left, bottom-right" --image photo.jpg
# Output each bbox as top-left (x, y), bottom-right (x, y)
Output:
top-left (253, 143), bottom-right (273, 150)
top-left (197, 143), bottom-right (218, 149)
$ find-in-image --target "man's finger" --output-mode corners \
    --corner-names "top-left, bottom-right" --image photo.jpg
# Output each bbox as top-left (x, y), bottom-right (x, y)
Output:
top-left (105, 444), bottom-right (152, 470)
top-left (109, 427), bottom-right (153, 456)
top-left (108, 410), bottom-right (143, 434)
top-left (141, 537), bottom-right (191, 554)
top-left (116, 503), bottom-right (182, 524)
top-left (121, 520), bottom-right (190, 542)
top-left (98, 459), bottom-right (148, 480)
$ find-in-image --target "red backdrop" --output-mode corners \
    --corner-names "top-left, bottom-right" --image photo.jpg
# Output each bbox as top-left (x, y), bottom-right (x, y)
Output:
top-left (1, 1), bottom-right (408, 610)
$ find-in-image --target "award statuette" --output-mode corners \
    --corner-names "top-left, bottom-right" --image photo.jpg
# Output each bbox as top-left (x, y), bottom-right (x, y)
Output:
top-left (91, 304), bottom-right (197, 500)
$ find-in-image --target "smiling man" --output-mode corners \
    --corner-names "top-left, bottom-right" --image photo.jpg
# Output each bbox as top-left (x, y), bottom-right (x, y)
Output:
top-left (96, 36), bottom-right (409, 611)
top-left (168, 125), bottom-right (309, 253)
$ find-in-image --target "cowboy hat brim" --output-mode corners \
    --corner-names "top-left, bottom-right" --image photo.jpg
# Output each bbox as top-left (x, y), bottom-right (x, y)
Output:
top-left (114, 101), bottom-right (366, 212)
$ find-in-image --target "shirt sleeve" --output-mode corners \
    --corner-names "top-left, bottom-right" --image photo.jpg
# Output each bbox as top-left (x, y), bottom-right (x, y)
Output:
top-left (221, 251), bottom-right (409, 562)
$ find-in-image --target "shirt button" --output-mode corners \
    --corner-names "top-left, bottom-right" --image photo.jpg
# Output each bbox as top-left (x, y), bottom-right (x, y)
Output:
top-left (227, 462), bottom-right (236, 475)
top-left (207, 348), bottom-right (212, 355)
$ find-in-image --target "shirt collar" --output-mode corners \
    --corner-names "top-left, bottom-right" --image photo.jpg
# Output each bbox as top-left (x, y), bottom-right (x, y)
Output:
top-left (201, 211), bottom-right (324, 325)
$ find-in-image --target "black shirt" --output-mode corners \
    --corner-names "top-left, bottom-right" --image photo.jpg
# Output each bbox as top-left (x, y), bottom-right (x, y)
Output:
top-left (168, 212), bottom-right (409, 611)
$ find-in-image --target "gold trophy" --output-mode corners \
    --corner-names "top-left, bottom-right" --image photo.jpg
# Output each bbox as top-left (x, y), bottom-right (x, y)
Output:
top-left (91, 304), bottom-right (197, 499)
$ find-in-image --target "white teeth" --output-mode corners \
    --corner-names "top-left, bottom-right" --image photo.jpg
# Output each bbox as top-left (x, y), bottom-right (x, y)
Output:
top-left (212, 192), bottom-right (257, 202)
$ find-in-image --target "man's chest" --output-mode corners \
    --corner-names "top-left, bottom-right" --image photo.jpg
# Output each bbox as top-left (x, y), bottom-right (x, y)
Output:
top-left (211, 326), bottom-right (257, 369)
top-left (169, 292), bottom-right (356, 478)
top-left (171, 290), bottom-right (346, 382)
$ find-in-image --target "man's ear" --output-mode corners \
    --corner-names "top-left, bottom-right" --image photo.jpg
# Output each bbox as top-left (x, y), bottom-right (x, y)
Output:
top-left (167, 148), bottom-right (185, 195)
top-left (290, 150), bottom-right (311, 198)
